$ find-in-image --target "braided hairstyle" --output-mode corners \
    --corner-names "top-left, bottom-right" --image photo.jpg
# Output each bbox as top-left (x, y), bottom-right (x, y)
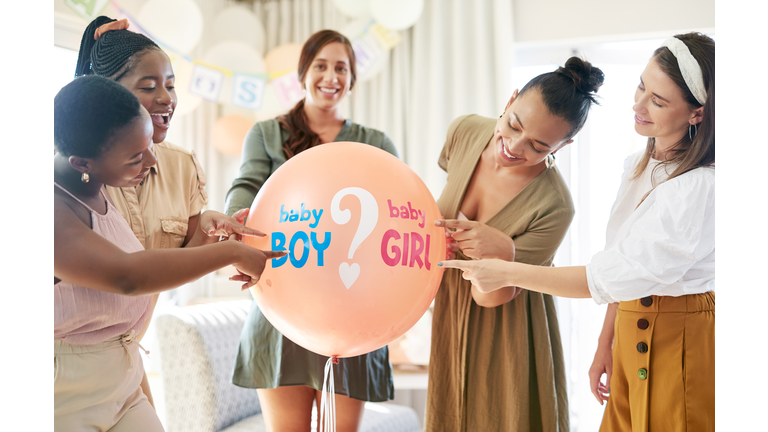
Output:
top-left (75, 16), bottom-right (161, 81)
top-left (518, 57), bottom-right (605, 140)
top-left (55, 75), bottom-right (144, 158)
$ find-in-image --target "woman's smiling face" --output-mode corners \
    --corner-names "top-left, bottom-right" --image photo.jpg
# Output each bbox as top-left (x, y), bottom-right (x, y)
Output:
top-left (633, 57), bottom-right (700, 146)
top-left (493, 89), bottom-right (573, 168)
top-left (86, 107), bottom-right (157, 188)
top-left (117, 49), bottom-right (177, 144)
top-left (303, 42), bottom-right (351, 111)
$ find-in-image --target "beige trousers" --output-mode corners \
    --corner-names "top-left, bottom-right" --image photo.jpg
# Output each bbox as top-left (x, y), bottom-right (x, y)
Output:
top-left (54, 331), bottom-right (164, 432)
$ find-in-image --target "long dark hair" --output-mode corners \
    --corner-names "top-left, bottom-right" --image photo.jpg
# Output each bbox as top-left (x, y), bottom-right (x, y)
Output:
top-left (518, 56), bottom-right (605, 140)
top-left (277, 30), bottom-right (357, 159)
top-left (75, 16), bottom-right (162, 81)
top-left (632, 32), bottom-right (715, 194)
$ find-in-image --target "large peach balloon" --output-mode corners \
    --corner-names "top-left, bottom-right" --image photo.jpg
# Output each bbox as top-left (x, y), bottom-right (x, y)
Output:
top-left (244, 143), bottom-right (445, 358)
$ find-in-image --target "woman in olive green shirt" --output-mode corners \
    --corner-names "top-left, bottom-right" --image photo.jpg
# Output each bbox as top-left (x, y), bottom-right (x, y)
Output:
top-left (224, 30), bottom-right (397, 432)
top-left (426, 58), bottom-right (604, 432)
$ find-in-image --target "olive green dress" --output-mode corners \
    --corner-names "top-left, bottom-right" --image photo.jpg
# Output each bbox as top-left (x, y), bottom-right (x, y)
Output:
top-left (426, 115), bottom-right (574, 431)
top-left (224, 119), bottom-right (397, 402)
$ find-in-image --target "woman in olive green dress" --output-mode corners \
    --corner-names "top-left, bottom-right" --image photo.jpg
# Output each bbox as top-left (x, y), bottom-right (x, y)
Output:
top-left (224, 30), bottom-right (397, 432)
top-left (426, 58), bottom-right (605, 432)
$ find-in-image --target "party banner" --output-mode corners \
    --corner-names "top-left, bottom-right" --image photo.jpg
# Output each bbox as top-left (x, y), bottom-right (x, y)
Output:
top-left (370, 24), bottom-right (402, 50)
top-left (271, 71), bottom-right (304, 110)
top-left (189, 64), bottom-right (225, 102)
top-left (65, 0), bottom-right (110, 22)
top-left (351, 37), bottom-right (384, 78)
top-left (232, 74), bottom-right (267, 111)
top-left (101, 0), bottom-right (401, 113)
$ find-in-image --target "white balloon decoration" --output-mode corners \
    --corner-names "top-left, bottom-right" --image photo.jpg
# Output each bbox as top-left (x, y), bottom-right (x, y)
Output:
top-left (370, 0), bottom-right (424, 30)
top-left (332, 0), bottom-right (372, 18)
top-left (137, 0), bottom-right (204, 54)
top-left (204, 41), bottom-right (266, 74)
top-left (203, 41), bottom-right (267, 105)
top-left (211, 6), bottom-right (266, 55)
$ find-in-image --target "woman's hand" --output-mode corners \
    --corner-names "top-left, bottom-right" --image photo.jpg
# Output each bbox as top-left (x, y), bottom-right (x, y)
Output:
top-left (435, 219), bottom-right (515, 261)
top-left (94, 18), bottom-right (129, 40)
top-left (200, 209), bottom-right (265, 240)
top-left (445, 227), bottom-right (459, 260)
top-left (230, 245), bottom-right (286, 290)
top-left (438, 258), bottom-right (515, 293)
top-left (588, 342), bottom-right (613, 405)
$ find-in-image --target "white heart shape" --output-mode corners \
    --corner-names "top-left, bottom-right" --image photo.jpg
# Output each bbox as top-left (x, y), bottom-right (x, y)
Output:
top-left (338, 262), bottom-right (360, 289)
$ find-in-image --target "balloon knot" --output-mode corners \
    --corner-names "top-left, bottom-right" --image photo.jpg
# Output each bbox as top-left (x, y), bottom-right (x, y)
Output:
top-left (331, 355), bottom-right (340, 365)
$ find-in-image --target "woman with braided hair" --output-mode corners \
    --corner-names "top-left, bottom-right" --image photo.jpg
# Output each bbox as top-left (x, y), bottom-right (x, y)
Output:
top-left (74, 16), bottom-right (262, 409)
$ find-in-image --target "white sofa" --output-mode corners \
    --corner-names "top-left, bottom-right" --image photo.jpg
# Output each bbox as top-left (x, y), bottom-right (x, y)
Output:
top-left (155, 300), bottom-right (421, 432)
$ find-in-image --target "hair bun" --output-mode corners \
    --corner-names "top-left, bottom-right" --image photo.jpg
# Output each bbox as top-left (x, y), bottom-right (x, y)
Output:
top-left (557, 57), bottom-right (605, 94)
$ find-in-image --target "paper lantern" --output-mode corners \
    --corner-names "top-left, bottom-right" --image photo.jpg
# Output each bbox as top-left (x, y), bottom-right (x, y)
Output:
top-left (265, 44), bottom-right (303, 76)
top-left (137, 0), bottom-right (203, 54)
top-left (211, 6), bottom-right (266, 55)
top-left (331, 0), bottom-right (372, 18)
top-left (255, 84), bottom-right (289, 121)
top-left (212, 115), bottom-right (254, 156)
top-left (339, 18), bottom-right (389, 82)
top-left (370, 0), bottom-right (424, 30)
top-left (244, 143), bottom-right (445, 357)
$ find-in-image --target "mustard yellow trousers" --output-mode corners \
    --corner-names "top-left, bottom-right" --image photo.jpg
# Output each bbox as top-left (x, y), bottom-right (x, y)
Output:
top-left (600, 292), bottom-right (714, 432)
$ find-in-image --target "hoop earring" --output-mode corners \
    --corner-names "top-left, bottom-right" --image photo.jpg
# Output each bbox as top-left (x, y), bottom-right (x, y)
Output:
top-left (689, 124), bottom-right (698, 141)
top-left (545, 153), bottom-right (556, 169)
top-left (81, 172), bottom-right (90, 183)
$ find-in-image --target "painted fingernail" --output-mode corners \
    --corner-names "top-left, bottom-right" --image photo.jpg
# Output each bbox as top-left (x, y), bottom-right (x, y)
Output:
top-left (437, 262), bottom-right (443, 267)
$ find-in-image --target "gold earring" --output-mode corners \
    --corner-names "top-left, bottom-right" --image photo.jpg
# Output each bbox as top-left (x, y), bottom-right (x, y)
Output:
top-left (545, 153), bottom-right (555, 169)
top-left (81, 172), bottom-right (90, 183)
top-left (499, 112), bottom-right (505, 119)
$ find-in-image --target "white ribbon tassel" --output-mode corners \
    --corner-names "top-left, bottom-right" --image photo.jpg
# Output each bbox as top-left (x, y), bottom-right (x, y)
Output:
top-left (319, 356), bottom-right (338, 432)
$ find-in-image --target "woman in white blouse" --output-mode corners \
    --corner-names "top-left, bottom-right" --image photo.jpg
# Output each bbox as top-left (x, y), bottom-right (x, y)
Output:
top-left (439, 32), bottom-right (715, 432)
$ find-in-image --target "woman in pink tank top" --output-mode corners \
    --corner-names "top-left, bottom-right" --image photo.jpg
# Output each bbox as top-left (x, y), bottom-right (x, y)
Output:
top-left (53, 75), bottom-right (284, 431)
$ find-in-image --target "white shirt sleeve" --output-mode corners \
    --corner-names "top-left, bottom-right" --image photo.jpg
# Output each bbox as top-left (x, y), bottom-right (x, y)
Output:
top-left (587, 168), bottom-right (715, 304)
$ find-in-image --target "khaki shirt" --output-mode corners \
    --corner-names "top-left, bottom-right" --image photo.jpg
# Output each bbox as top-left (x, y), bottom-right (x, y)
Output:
top-left (106, 141), bottom-right (208, 250)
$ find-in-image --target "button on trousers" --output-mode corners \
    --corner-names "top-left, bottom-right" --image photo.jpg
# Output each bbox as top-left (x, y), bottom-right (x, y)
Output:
top-left (600, 292), bottom-right (715, 432)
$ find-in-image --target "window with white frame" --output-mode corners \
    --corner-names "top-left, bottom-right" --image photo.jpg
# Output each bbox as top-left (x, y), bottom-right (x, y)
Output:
top-left (52, 46), bottom-right (79, 100)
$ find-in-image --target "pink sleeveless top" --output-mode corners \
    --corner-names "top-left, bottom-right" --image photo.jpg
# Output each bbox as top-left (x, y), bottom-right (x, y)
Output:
top-left (54, 183), bottom-right (150, 345)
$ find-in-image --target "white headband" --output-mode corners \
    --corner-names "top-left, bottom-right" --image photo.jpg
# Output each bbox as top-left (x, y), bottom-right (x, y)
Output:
top-left (661, 37), bottom-right (707, 105)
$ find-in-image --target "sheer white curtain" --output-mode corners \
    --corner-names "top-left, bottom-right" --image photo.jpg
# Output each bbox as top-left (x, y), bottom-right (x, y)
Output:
top-left (175, 0), bottom-right (515, 202)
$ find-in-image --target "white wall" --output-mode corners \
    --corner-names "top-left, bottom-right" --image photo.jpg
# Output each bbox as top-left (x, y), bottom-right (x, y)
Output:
top-left (56, 0), bottom-right (716, 49)
top-left (513, 0), bottom-right (714, 43)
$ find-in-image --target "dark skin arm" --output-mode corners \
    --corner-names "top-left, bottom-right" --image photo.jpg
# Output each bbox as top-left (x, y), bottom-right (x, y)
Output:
top-left (183, 210), bottom-right (266, 247)
top-left (54, 199), bottom-right (283, 294)
top-left (436, 219), bottom-right (520, 307)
